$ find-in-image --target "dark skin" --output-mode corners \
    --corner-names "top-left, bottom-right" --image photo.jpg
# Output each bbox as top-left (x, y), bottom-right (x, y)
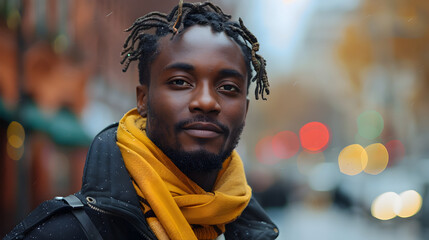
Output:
top-left (136, 25), bottom-right (249, 191)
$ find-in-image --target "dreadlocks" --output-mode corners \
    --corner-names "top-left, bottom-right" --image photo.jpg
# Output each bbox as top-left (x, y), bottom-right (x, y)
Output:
top-left (121, 1), bottom-right (269, 100)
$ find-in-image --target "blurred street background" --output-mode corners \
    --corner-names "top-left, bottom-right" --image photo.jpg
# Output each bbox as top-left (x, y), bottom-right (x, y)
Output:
top-left (1, 0), bottom-right (429, 239)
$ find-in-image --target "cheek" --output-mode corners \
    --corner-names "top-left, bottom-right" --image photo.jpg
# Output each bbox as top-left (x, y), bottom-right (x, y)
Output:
top-left (224, 101), bottom-right (248, 125)
top-left (148, 90), bottom-right (189, 122)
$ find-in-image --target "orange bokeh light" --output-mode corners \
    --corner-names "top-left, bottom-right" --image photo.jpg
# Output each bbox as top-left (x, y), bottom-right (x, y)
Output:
top-left (364, 143), bottom-right (389, 175)
top-left (299, 122), bottom-right (330, 152)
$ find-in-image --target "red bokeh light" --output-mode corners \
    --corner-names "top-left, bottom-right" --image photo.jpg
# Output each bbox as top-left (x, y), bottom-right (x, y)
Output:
top-left (299, 122), bottom-right (330, 152)
top-left (272, 131), bottom-right (300, 159)
top-left (255, 136), bottom-right (281, 165)
top-left (385, 140), bottom-right (405, 167)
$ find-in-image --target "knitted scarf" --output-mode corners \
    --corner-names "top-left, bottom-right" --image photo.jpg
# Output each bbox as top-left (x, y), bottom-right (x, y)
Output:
top-left (116, 109), bottom-right (251, 240)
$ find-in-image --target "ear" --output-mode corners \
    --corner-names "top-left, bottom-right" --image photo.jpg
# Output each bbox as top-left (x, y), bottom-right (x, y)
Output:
top-left (136, 85), bottom-right (148, 117)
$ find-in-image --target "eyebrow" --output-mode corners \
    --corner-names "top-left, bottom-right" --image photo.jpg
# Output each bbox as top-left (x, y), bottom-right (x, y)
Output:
top-left (218, 69), bottom-right (245, 81)
top-left (163, 62), bottom-right (194, 72)
top-left (163, 62), bottom-right (245, 81)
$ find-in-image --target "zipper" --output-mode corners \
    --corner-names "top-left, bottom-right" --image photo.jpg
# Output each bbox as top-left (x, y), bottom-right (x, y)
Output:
top-left (86, 197), bottom-right (111, 214)
top-left (86, 196), bottom-right (153, 240)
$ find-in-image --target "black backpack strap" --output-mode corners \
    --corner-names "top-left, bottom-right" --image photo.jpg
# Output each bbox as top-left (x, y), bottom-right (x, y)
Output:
top-left (58, 195), bottom-right (103, 240)
top-left (4, 195), bottom-right (103, 240)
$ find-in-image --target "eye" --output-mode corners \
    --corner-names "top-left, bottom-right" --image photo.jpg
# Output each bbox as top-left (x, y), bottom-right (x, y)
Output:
top-left (170, 79), bottom-right (188, 86)
top-left (218, 84), bottom-right (239, 93)
top-left (168, 78), bottom-right (192, 88)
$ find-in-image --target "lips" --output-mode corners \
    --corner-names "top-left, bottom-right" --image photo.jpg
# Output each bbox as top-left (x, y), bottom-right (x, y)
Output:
top-left (182, 122), bottom-right (224, 139)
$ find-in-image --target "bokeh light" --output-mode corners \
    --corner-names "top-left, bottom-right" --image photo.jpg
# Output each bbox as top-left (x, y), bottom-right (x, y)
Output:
top-left (6, 121), bottom-right (26, 161)
top-left (338, 144), bottom-right (368, 176)
top-left (394, 190), bottom-right (422, 218)
top-left (364, 143), bottom-right (389, 175)
top-left (272, 131), bottom-right (300, 159)
top-left (299, 122), bottom-right (330, 152)
top-left (385, 140), bottom-right (405, 166)
top-left (53, 34), bottom-right (69, 54)
top-left (357, 110), bottom-right (384, 140)
top-left (6, 142), bottom-right (24, 160)
top-left (7, 121), bottom-right (25, 148)
top-left (255, 136), bottom-right (280, 165)
top-left (297, 151), bottom-right (325, 175)
top-left (8, 134), bottom-right (23, 149)
top-left (372, 190), bottom-right (422, 221)
top-left (371, 192), bottom-right (400, 220)
top-left (7, 9), bottom-right (21, 30)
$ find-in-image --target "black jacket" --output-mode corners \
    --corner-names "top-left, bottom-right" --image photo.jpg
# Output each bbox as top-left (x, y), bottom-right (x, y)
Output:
top-left (5, 124), bottom-right (279, 240)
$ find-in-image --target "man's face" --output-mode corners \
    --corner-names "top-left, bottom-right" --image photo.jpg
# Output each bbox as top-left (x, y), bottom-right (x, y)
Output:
top-left (137, 25), bottom-right (249, 174)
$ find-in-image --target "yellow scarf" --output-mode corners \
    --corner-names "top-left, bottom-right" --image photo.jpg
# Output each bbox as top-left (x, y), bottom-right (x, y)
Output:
top-left (116, 109), bottom-right (252, 240)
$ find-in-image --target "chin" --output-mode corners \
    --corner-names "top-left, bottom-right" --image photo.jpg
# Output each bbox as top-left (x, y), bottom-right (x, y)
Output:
top-left (163, 148), bottom-right (232, 175)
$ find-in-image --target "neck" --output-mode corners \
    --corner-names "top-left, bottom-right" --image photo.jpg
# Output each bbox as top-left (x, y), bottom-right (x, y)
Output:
top-left (187, 170), bottom-right (219, 192)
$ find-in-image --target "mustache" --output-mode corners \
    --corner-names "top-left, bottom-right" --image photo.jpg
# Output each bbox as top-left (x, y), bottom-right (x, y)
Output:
top-left (175, 116), bottom-right (230, 135)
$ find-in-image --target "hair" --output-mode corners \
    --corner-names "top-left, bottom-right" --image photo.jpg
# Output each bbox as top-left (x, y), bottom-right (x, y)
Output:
top-left (121, 1), bottom-right (269, 100)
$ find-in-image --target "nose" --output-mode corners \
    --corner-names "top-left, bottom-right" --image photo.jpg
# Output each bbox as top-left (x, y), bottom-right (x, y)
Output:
top-left (189, 82), bottom-right (221, 114)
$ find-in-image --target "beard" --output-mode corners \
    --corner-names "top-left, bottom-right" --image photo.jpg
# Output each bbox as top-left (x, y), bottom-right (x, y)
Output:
top-left (159, 123), bottom-right (244, 175)
top-left (146, 107), bottom-right (245, 175)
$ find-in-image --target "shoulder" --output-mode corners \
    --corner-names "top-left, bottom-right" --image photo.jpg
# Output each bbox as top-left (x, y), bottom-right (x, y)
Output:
top-left (91, 122), bottom-right (119, 146)
top-left (85, 122), bottom-right (119, 160)
top-left (6, 202), bottom-right (145, 240)
top-left (23, 212), bottom-right (86, 240)
top-left (84, 122), bottom-right (119, 163)
top-left (4, 197), bottom-right (86, 240)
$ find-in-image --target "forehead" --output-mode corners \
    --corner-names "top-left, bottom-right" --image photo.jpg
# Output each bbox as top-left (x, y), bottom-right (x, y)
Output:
top-left (169, 25), bottom-right (242, 51)
top-left (152, 25), bottom-right (247, 76)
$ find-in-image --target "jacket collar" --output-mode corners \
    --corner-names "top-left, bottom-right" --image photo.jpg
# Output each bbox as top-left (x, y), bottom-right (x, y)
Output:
top-left (80, 123), bottom-right (141, 208)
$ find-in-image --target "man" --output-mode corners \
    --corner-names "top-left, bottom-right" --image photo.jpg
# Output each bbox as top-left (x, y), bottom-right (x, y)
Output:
top-left (5, 1), bottom-right (278, 239)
